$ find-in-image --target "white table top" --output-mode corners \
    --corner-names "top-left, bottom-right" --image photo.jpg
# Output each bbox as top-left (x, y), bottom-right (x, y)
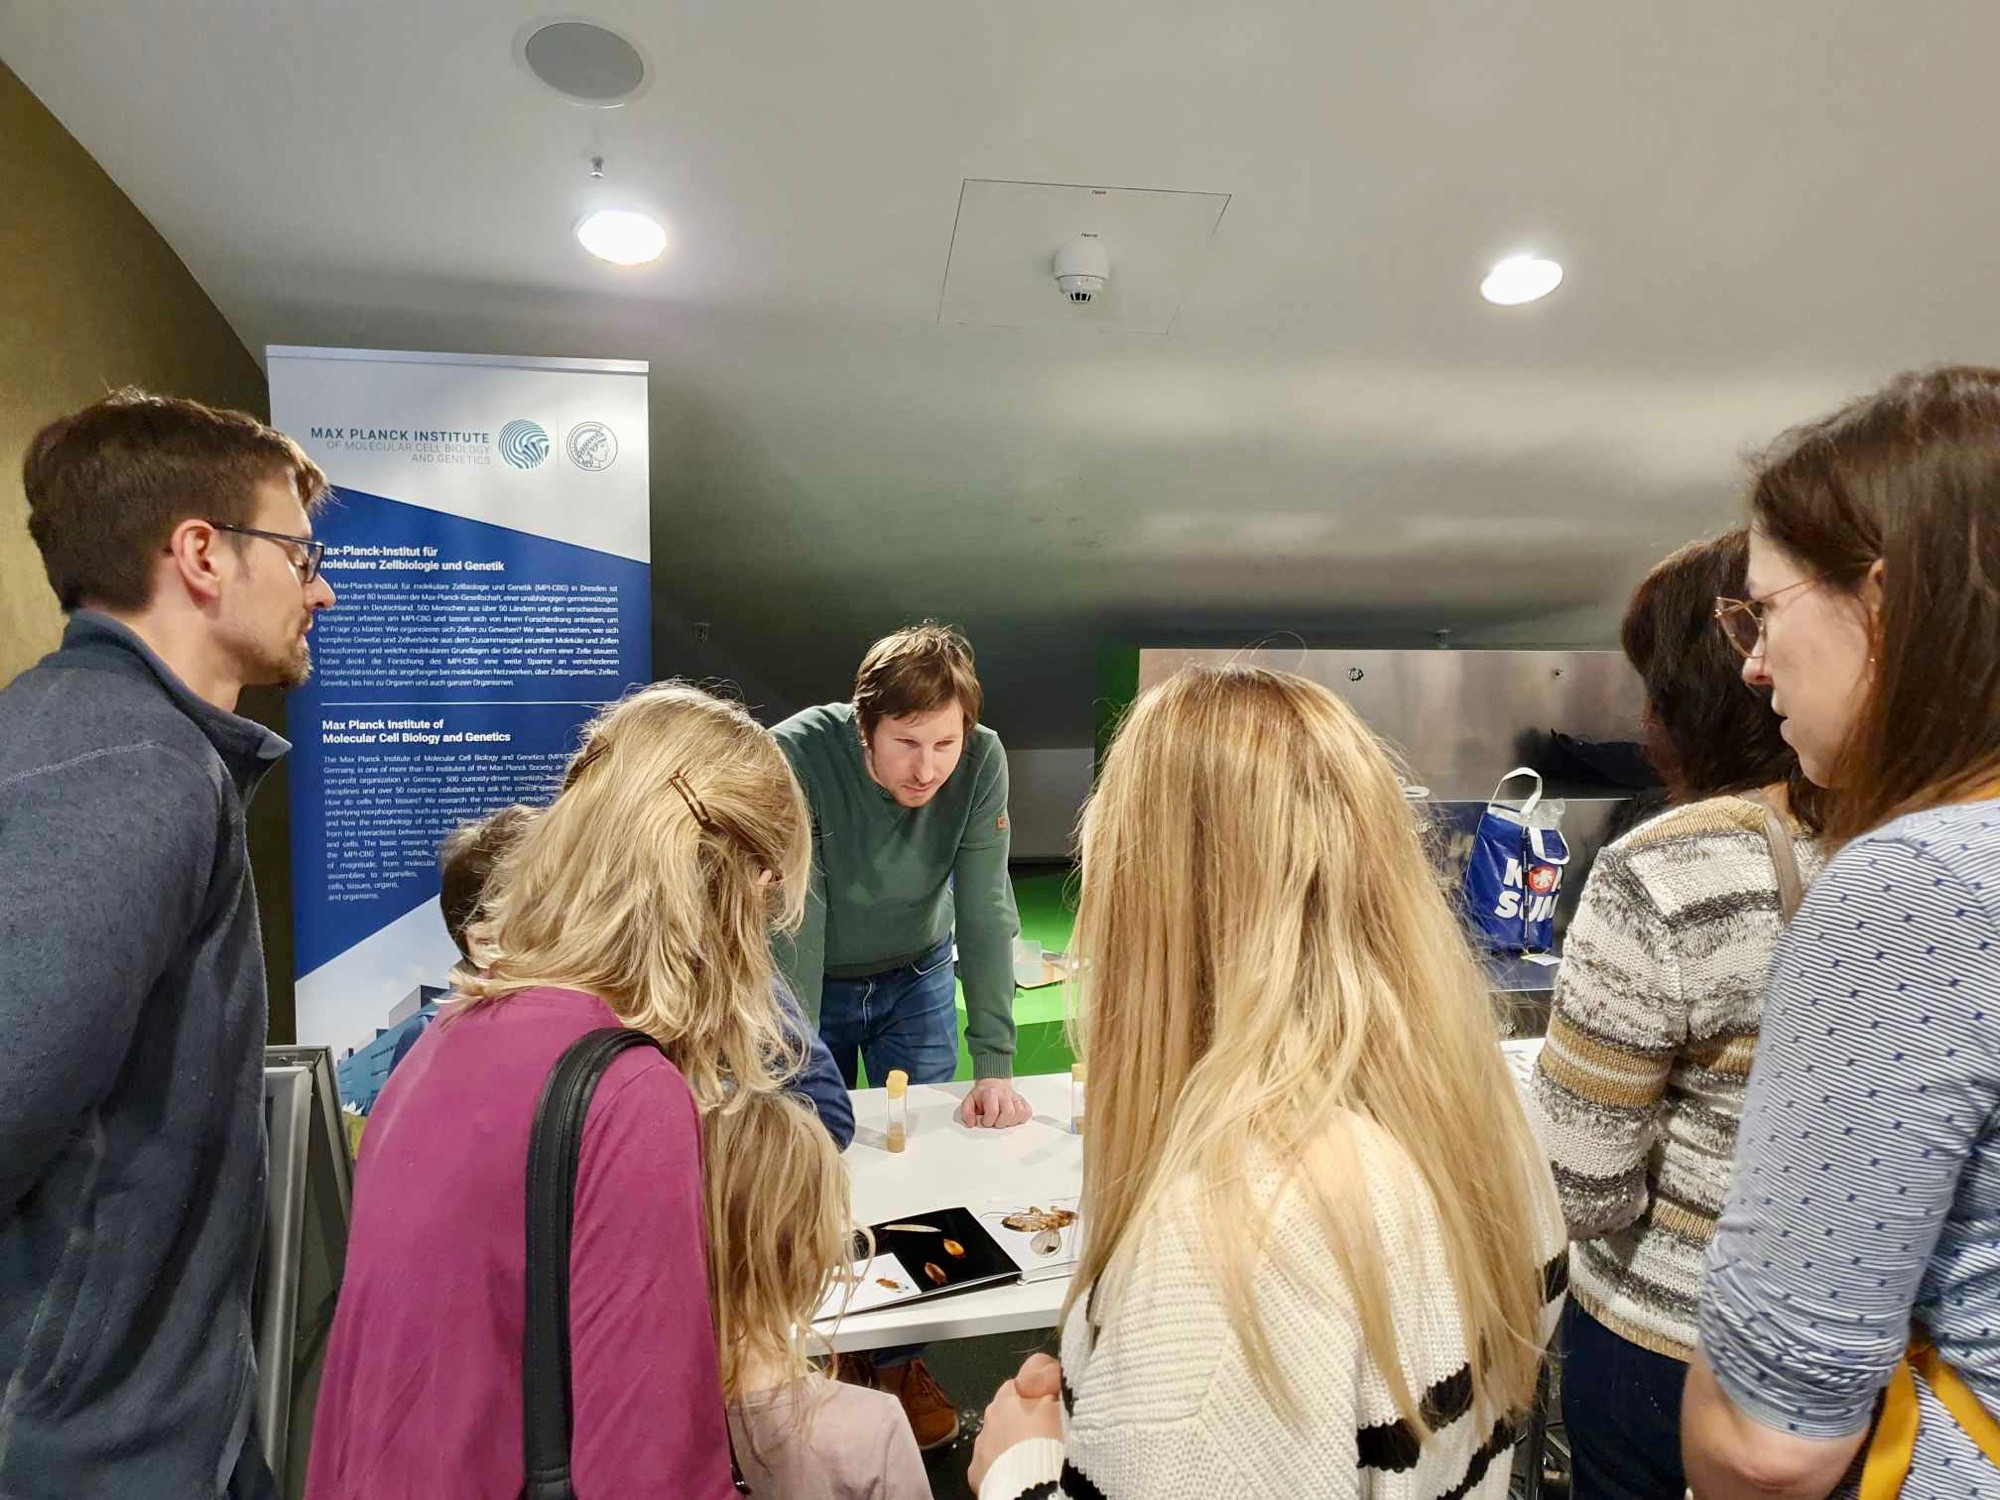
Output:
top-left (827, 1072), bottom-right (1081, 1352)
top-left (826, 1039), bottom-right (1545, 1353)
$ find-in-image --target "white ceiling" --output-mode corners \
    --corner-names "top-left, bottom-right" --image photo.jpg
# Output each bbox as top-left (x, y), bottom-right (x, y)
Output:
top-left (6, 0), bottom-right (1997, 741)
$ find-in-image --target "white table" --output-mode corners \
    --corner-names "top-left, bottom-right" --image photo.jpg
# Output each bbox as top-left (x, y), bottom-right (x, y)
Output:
top-left (828, 1073), bottom-right (1081, 1352)
top-left (826, 1040), bottom-right (1546, 1353)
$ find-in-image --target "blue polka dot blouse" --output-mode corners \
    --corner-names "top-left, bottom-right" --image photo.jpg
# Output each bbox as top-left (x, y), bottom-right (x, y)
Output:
top-left (1701, 801), bottom-right (2000, 1497)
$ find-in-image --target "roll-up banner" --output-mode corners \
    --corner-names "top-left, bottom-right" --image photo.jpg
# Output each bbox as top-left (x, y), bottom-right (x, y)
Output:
top-left (269, 347), bottom-right (651, 1056)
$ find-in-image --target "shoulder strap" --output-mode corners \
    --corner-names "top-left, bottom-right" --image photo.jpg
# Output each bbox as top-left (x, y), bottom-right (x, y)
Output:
top-left (1861, 1333), bottom-right (2000, 1498)
top-left (1743, 790), bottom-right (1806, 923)
top-left (521, 1027), bottom-right (667, 1500)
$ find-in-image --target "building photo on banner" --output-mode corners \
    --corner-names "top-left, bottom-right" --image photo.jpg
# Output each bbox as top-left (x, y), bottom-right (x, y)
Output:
top-left (269, 347), bottom-right (651, 1062)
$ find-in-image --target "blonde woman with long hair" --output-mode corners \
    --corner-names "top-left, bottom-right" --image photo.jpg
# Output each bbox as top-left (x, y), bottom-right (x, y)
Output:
top-left (308, 683), bottom-right (811, 1500)
top-left (970, 665), bottom-right (1567, 1500)
top-left (705, 1091), bottom-right (933, 1499)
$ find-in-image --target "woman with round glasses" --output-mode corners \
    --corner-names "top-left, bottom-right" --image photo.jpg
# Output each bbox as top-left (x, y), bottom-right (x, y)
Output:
top-left (1683, 367), bottom-right (2000, 1496)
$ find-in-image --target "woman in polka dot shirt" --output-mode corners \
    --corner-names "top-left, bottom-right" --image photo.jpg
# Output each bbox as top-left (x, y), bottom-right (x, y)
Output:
top-left (1682, 367), bottom-right (2000, 1498)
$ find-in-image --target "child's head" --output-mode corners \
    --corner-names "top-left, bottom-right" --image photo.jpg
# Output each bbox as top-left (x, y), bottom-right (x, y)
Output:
top-left (702, 1091), bottom-right (853, 1398)
top-left (437, 803), bottom-right (536, 963)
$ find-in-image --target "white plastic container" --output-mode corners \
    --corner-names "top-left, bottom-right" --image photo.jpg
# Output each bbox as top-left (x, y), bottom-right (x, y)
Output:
top-left (1012, 936), bottom-right (1044, 987)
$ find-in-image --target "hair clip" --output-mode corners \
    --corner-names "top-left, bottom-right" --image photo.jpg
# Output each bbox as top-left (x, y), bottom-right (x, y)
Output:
top-left (561, 738), bottom-right (610, 791)
top-left (667, 769), bottom-right (721, 834)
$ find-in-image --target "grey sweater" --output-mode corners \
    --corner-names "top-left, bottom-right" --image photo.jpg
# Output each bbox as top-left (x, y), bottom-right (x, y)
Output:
top-left (0, 611), bottom-right (287, 1498)
top-left (1529, 794), bottom-right (1822, 1361)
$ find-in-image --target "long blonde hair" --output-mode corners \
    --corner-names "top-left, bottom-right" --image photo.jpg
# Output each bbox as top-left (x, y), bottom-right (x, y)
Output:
top-left (1067, 665), bottom-right (1551, 1434)
top-left (458, 683), bottom-right (811, 1112)
top-left (702, 1092), bottom-right (855, 1404)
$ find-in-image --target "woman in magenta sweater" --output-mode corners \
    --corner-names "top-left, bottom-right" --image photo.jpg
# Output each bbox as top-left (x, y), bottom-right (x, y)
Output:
top-left (307, 683), bottom-right (812, 1499)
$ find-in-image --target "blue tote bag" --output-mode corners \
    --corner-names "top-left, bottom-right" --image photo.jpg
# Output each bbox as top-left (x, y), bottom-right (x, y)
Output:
top-left (1463, 767), bottom-right (1570, 954)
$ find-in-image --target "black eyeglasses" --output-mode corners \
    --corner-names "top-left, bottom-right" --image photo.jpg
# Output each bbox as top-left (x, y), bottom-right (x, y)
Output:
top-left (209, 522), bottom-right (327, 585)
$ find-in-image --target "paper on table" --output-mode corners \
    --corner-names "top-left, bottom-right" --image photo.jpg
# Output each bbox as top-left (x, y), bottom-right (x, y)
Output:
top-left (814, 1255), bottom-right (920, 1322)
top-left (1500, 1037), bottom-right (1544, 1094)
top-left (1015, 952), bottom-right (1072, 991)
top-left (976, 1196), bottom-right (1082, 1284)
top-left (812, 1205), bottom-right (1020, 1322)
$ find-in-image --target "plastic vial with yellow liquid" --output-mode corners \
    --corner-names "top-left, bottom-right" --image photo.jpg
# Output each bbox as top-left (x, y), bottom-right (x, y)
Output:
top-left (886, 1068), bottom-right (908, 1153)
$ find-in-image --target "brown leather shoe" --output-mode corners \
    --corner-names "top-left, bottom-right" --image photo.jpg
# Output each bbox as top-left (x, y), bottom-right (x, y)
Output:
top-left (876, 1356), bottom-right (962, 1451)
top-left (833, 1351), bottom-right (876, 1388)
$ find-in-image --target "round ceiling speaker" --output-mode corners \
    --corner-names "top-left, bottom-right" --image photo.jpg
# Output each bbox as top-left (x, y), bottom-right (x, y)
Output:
top-left (517, 20), bottom-right (649, 106)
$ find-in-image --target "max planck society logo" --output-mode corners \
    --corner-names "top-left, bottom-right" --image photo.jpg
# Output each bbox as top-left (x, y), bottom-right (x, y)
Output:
top-left (565, 421), bottom-right (618, 472)
top-left (498, 420), bottom-right (551, 470)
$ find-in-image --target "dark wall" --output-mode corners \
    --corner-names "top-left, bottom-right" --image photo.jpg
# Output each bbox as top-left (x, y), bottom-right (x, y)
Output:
top-left (0, 58), bottom-right (298, 1038)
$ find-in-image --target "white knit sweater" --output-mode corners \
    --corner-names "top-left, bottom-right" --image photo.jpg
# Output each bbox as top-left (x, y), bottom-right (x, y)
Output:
top-left (978, 1116), bottom-right (1567, 1500)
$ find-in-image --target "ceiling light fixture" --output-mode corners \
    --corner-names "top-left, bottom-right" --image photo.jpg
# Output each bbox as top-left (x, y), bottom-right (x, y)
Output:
top-left (1480, 254), bottom-right (1563, 306)
top-left (576, 209), bottom-right (667, 266)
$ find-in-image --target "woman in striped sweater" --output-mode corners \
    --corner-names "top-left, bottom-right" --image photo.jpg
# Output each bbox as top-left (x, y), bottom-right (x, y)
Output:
top-left (1530, 528), bottom-right (1823, 1498)
top-left (968, 665), bottom-right (1565, 1500)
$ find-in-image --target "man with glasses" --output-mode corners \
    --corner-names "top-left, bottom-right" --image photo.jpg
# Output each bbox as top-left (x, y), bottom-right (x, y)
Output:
top-left (0, 389), bottom-right (334, 1500)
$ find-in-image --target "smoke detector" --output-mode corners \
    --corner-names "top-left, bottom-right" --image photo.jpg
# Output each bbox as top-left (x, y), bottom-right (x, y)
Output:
top-left (1052, 235), bottom-right (1110, 303)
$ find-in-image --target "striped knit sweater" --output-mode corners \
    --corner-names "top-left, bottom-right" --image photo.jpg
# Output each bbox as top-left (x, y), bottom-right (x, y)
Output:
top-left (977, 1115), bottom-right (1568, 1500)
top-left (1529, 793), bottom-right (1821, 1362)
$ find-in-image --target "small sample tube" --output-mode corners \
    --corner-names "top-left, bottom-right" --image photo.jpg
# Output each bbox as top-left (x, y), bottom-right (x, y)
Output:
top-left (1070, 1062), bottom-right (1086, 1135)
top-left (886, 1068), bottom-right (908, 1153)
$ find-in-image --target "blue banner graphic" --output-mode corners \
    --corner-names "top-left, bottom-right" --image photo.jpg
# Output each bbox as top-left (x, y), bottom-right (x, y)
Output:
top-left (270, 347), bottom-right (650, 1056)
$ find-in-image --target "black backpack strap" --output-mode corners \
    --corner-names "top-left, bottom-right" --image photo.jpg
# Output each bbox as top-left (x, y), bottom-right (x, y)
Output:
top-left (521, 1027), bottom-right (667, 1500)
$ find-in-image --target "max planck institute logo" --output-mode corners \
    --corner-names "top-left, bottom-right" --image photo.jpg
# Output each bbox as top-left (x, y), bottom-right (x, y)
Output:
top-left (565, 421), bottom-right (618, 472)
top-left (498, 420), bottom-right (551, 470)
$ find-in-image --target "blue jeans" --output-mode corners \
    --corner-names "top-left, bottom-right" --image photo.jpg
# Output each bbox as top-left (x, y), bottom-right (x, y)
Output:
top-left (817, 938), bottom-right (960, 1089)
top-left (1560, 1299), bottom-right (1688, 1500)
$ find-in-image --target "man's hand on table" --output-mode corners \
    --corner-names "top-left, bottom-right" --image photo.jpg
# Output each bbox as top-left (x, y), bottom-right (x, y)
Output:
top-left (960, 1077), bottom-right (1032, 1129)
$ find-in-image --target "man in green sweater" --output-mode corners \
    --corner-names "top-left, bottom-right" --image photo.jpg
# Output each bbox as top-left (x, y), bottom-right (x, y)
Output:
top-left (773, 622), bottom-right (1030, 1131)
top-left (773, 623), bottom-right (1029, 1449)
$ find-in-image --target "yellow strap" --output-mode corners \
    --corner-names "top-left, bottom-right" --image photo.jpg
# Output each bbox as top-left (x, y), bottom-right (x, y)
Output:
top-left (1860, 1356), bottom-right (1921, 1500)
top-left (1915, 1343), bottom-right (2000, 1465)
top-left (1860, 1337), bottom-right (2000, 1497)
